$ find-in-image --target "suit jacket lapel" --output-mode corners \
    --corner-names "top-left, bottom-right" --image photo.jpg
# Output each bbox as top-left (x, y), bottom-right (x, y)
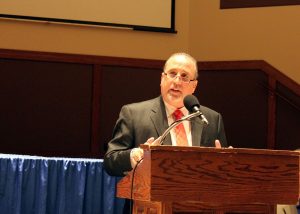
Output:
top-left (191, 117), bottom-right (203, 146)
top-left (149, 96), bottom-right (172, 145)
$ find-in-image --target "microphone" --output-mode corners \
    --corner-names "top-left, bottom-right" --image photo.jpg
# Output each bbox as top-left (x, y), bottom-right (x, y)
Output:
top-left (184, 95), bottom-right (209, 125)
top-left (159, 95), bottom-right (207, 145)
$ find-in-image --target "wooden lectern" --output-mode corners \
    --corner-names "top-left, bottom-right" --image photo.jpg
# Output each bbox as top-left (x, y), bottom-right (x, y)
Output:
top-left (117, 145), bottom-right (300, 214)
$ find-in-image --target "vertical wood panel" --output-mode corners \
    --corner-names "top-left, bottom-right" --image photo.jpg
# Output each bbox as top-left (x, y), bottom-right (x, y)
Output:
top-left (276, 83), bottom-right (300, 150)
top-left (0, 58), bottom-right (93, 156)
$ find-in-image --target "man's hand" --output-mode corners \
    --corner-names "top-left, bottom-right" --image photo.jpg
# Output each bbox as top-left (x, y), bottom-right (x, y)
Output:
top-left (144, 136), bottom-right (161, 146)
top-left (130, 137), bottom-right (161, 168)
top-left (215, 139), bottom-right (233, 148)
top-left (130, 147), bottom-right (143, 169)
top-left (215, 139), bottom-right (222, 148)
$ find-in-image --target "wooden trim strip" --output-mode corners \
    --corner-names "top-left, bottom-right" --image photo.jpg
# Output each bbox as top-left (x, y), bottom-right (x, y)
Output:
top-left (0, 48), bottom-right (164, 68)
top-left (267, 77), bottom-right (277, 149)
top-left (91, 64), bottom-right (102, 157)
top-left (220, 0), bottom-right (300, 9)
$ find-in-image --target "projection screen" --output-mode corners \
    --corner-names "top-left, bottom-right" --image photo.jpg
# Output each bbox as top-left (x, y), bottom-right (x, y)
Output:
top-left (0, 0), bottom-right (176, 33)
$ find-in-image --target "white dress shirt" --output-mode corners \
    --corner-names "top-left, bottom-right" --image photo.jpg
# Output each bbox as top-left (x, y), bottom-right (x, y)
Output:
top-left (164, 102), bottom-right (192, 146)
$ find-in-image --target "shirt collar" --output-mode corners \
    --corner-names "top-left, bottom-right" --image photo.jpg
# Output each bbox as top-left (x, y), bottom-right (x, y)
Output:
top-left (164, 101), bottom-right (189, 118)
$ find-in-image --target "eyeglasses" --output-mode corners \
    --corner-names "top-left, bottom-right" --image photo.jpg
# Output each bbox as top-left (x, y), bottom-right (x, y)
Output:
top-left (163, 71), bottom-right (196, 83)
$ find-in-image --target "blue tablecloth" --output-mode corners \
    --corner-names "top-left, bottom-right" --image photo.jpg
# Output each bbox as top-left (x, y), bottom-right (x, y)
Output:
top-left (0, 154), bottom-right (124, 214)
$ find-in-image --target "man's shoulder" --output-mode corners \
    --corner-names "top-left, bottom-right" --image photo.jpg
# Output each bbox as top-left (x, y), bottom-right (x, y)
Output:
top-left (120, 97), bottom-right (162, 114)
top-left (200, 105), bottom-right (220, 116)
top-left (124, 97), bottom-right (161, 109)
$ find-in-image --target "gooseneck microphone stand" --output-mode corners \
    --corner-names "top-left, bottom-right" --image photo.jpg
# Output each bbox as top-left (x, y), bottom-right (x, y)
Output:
top-left (159, 110), bottom-right (202, 145)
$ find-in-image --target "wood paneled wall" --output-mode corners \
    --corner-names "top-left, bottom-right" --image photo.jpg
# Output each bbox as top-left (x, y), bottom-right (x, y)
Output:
top-left (0, 49), bottom-right (299, 158)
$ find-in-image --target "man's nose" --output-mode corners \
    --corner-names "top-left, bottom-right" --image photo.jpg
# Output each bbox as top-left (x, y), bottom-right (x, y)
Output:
top-left (173, 75), bottom-right (183, 83)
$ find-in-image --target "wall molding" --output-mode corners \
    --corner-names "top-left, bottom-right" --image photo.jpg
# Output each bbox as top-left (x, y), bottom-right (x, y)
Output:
top-left (220, 0), bottom-right (300, 9)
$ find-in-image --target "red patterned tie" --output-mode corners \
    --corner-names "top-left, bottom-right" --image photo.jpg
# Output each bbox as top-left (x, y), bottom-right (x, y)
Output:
top-left (173, 109), bottom-right (188, 146)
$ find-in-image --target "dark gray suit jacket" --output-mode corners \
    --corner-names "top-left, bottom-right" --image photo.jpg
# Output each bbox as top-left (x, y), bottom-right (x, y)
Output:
top-left (104, 96), bottom-right (227, 176)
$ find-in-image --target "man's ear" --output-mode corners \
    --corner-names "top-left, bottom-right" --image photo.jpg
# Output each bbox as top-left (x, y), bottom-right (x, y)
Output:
top-left (193, 80), bottom-right (198, 89)
top-left (160, 73), bottom-right (164, 86)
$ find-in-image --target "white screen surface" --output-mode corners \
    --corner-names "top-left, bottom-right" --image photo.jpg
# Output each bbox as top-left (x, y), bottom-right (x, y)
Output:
top-left (0, 0), bottom-right (175, 32)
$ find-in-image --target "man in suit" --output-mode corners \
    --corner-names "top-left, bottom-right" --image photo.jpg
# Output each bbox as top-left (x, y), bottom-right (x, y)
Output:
top-left (104, 52), bottom-right (227, 176)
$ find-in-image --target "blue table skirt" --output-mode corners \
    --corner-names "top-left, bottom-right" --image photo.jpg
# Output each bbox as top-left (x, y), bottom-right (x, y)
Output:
top-left (0, 154), bottom-right (124, 214)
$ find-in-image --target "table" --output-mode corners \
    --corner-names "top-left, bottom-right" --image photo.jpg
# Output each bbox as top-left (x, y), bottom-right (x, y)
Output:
top-left (0, 154), bottom-right (124, 214)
